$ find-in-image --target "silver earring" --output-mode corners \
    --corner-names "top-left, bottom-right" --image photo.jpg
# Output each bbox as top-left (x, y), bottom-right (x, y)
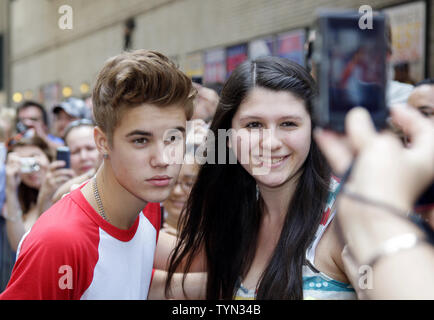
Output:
top-left (103, 154), bottom-right (109, 159)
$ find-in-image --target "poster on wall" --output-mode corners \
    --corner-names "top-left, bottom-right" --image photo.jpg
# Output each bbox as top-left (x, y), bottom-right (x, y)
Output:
top-left (276, 29), bottom-right (306, 66)
top-left (185, 52), bottom-right (204, 79)
top-left (383, 1), bottom-right (426, 83)
top-left (226, 43), bottom-right (248, 78)
top-left (204, 48), bottom-right (226, 84)
top-left (248, 36), bottom-right (274, 60)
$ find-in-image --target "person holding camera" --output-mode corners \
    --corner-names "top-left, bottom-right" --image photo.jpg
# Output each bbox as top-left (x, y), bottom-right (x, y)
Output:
top-left (3, 136), bottom-right (74, 251)
top-left (50, 119), bottom-right (102, 205)
top-left (15, 101), bottom-right (64, 151)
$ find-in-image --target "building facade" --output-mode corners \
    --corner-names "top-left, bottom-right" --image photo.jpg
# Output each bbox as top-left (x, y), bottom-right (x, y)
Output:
top-left (1, 0), bottom-right (432, 108)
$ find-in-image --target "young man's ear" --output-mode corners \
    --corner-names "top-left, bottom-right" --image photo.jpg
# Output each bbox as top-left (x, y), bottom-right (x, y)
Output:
top-left (94, 126), bottom-right (110, 158)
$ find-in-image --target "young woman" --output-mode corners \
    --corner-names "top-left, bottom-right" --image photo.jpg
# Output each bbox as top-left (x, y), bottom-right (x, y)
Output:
top-left (64, 119), bottom-right (101, 177)
top-left (166, 56), bottom-right (357, 300)
top-left (3, 136), bottom-right (74, 251)
top-left (49, 119), bottom-right (103, 204)
top-left (161, 155), bottom-right (199, 236)
top-left (161, 119), bottom-right (207, 236)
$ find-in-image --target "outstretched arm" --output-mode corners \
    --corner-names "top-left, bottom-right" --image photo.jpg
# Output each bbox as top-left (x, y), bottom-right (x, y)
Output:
top-left (314, 106), bottom-right (434, 299)
top-left (148, 270), bottom-right (207, 300)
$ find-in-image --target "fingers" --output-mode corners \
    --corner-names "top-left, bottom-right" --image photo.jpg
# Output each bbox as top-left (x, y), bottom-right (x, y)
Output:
top-left (390, 106), bottom-right (434, 151)
top-left (44, 164), bottom-right (75, 189)
top-left (5, 153), bottom-right (21, 175)
top-left (49, 160), bottom-right (68, 171)
top-left (313, 128), bottom-right (354, 176)
top-left (345, 107), bottom-right (377, 154)
top-left (6, 152), bottom-right (20, 164)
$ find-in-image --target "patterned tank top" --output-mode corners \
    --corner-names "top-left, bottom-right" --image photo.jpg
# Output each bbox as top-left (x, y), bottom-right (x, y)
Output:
top-left (234, 179), bottom-right (357, 300)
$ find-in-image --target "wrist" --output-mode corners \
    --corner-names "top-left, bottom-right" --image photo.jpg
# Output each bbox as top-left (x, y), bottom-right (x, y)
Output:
top-left (341, 184), bottom-right (413, 216)
top-left (4, 208), bottom-right (23, 222)
top-left (6, 185), bottom-right (18, 194)
top-left (337, 195), bottom-right (424, 263)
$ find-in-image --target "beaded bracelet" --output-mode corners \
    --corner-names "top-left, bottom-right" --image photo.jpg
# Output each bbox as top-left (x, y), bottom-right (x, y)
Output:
top-left (363, 233), bottom-right (428, 268)
top-left (341, 188), bottom-right (411, 218)
top-left (340, 188), bottom-right (434, 268)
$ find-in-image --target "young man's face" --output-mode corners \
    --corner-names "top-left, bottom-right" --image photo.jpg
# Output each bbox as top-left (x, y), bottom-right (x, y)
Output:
top-left (107, 103), bottom-right (187, 203)
top-left (54, 109), bottom-right (78, 137)
top-left (17, 106), bottom-right (46, 132)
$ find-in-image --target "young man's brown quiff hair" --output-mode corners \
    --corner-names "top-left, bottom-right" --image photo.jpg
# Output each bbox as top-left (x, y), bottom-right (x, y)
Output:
top-left (92, 49), bottom-right (196, 142)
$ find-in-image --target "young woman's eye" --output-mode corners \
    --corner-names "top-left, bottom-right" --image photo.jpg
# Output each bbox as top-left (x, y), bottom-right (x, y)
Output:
top-left (281, 121), bottom-right (297, 128)
top-left (421, 110), bottom-right (433, 118)
top-left (245, 122), bottom-right (262, 129)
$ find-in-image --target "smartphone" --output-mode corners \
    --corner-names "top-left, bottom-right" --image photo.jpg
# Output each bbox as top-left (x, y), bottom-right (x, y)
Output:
top-left (313, 11), bottom-right (389, 132)
top-left (192, 76), bottom-right (203, 85)
top-left (56, 146), bottom-right (70, 168)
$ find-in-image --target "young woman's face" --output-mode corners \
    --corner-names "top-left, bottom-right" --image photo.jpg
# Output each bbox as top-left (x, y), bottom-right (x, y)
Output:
top-left (163, 161), bottom-right (199, 219)
top-left (66, 126), bottom-right (101, 175)
top-left (107, 103), bottom-right (187, 203)
top-left (14, 145), bottom-right (50, 189)
top-left (230, 87), bottom-right (312, 188)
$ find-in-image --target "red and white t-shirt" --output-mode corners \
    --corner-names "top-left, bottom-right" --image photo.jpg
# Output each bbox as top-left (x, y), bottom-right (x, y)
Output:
top-left (0, 184), bottom-right (160, 300)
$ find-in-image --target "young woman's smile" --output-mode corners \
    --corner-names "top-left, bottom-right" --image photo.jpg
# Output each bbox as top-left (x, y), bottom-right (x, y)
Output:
top-left (231, 87), bottom-right (311, 188)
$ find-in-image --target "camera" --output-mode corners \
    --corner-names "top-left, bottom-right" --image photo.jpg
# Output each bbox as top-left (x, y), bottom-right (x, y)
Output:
top-left (16, 121), bottom-right (28, 134)
top-left (312, 11), bottom-right (389, 132)
top-left (15, 121), bottom-right (35, 138)
top-left (19, 157), bottom-right (40, 173)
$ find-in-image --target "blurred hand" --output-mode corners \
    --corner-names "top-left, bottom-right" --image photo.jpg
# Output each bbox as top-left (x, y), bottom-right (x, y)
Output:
top-left (28, 121), bottom-right (48, 140)
top-left (314, 106), bottom-right (434, 213)
top-left (5, 152), bottom-right (22, 192)
top-left (39, 161), bottom-right (76, 199)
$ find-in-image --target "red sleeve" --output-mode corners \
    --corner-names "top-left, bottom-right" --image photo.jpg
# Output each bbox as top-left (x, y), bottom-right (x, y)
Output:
top-left (143, 202), bottom-right (161, 241)
top-left (0, 227), bottom-right (93, 300)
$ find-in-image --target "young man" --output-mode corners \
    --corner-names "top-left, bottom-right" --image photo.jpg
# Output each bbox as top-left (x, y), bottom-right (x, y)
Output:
top-left (15, 100), bottom-right (64, 150)
top-left (52, 97), bottom-right (91, 138)
top-left (0, 50), bottom-right (200, 299)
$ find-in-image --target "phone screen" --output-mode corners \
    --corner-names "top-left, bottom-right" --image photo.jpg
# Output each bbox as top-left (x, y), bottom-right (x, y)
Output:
top-left (56, 146), bottom-right (70, 169)
top-left (315, 12), bottom-right (388, 132)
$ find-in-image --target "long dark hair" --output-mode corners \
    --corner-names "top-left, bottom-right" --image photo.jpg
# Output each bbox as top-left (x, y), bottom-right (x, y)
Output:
top-left (166, 56), bottom-right (331, 299)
